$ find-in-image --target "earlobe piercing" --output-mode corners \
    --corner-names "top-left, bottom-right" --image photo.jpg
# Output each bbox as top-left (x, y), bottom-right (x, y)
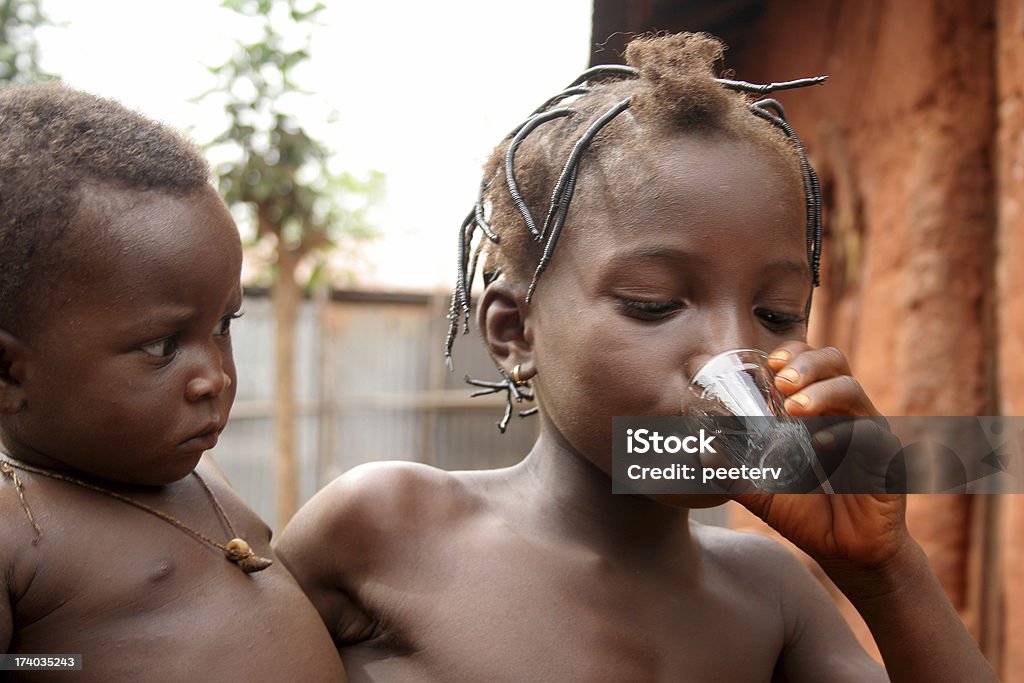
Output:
top-left (465, 366), bottom-right (536, 433)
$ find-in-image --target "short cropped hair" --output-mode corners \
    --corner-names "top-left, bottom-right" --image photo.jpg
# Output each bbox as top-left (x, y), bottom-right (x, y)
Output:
top-left (0, 82), bottom-right (210, 331)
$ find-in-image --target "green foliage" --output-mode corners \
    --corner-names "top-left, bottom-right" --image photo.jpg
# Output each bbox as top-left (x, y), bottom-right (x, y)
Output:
top-left (0, 0), bottom-right (55, 85)
top-left (203, 0), bottom-right (381, 285)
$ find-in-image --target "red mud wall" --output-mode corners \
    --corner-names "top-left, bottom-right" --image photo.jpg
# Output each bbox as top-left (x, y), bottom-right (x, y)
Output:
top-left (591, 0), bottom-right (1022, 675)
top-left (727, 1), bottom-right (995, 416)
top-left (997, 0), bottom-right (1024, 679)
top-left (720, 0), bottom-right (995, 664)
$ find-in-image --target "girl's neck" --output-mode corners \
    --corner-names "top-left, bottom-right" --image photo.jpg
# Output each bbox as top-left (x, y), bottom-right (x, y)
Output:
top-left (506, 426), bottom-right (696, 567)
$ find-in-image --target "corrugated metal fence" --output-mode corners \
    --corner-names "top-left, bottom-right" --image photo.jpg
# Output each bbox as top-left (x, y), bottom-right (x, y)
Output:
top-left (213, 289), bottom-right (539, 527)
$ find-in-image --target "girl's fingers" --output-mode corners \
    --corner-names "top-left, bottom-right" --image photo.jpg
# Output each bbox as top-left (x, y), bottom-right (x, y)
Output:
top-left (766, 341), bottom-right (813, 372)
top-left (767, 343), bottom-right (876, 416)
top-left (772, 345), bottom-right (852, 396)
top-left (782, 374), bottom-right (877, 416)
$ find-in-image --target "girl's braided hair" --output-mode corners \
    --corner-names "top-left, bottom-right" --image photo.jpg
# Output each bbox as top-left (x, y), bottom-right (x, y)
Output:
top-left (446, 33), bottom-right (824, 431)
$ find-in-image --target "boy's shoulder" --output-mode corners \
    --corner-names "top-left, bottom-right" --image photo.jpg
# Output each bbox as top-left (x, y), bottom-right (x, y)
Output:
top-left (0, 466), bottom-right (47, 650)
top-left (0, 467), bottom-right (44, 568)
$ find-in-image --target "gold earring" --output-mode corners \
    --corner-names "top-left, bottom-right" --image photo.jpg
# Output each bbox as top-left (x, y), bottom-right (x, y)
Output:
top-left (511, 364), bottom-right (523, 385)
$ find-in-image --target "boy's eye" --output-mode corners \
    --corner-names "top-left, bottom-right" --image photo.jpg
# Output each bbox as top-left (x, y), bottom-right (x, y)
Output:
top-left (214, 311), bottom-right (244, 336)
top-left (618, 298), bottom-right (684, 321)
top-left (755, 308), bottom-right (806, 333)
top-left (141, 335), bottom-right (179, 358)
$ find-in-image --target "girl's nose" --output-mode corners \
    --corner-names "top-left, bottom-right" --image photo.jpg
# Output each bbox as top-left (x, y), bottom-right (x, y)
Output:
top-left (685, 315), bottom-right (756, 379)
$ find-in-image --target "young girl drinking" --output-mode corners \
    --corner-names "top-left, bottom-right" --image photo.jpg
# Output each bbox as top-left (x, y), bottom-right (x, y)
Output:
top-left (279, 33), bottom-right (995, 682)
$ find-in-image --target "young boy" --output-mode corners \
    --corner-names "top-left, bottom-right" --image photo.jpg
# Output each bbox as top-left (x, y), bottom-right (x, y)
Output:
top-left (277, 34), bottom-right (997, 681)
top-left (0, 83), bottom-right (346, 681)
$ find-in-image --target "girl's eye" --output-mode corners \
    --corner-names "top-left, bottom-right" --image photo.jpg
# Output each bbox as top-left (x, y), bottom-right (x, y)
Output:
top-left (756, 308), bottom-right (806, 333)
top-left (214, 312), bottom-right (244, 337)
top-left (618, 299), bottom-right (684, 321)
top-left (141, 335), bottom-right (179, 358)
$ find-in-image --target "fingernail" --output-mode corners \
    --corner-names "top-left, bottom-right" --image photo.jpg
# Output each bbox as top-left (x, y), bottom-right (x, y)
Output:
top-left (813, 430), bottom-right (835, 448)
top-left (787, 393), bottom-right (810, 408)
top-left (776, 368), bottom-right (799, 384)
top-left (769, 350), bottom-right (792, 363)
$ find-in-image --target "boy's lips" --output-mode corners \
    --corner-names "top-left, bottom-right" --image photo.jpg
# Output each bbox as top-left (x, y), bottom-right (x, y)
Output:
top-left (179, 422), bottom-right (225, 452)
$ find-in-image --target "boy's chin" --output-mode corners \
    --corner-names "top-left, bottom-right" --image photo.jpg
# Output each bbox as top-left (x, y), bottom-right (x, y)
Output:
top-left (79, 454), bottom-right (205, 488)
top-left (137, 456), bottom-right (206, 487)
top-left (644, 493), bottom-right (731, 509)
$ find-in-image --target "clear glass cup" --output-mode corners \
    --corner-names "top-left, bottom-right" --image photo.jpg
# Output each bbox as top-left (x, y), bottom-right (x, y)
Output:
top-left (688, 348), bottom-right (823, 492)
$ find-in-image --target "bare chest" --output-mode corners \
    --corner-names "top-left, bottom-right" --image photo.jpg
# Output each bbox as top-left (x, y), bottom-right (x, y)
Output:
top-left (6, 484), bottom-right (344, 682)
top-left (345, 532), bottom-right (785, 683)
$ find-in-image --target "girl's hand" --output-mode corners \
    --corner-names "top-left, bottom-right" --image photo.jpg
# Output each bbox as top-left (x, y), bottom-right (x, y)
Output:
top-left (733, 342), bottom-right (912, 587)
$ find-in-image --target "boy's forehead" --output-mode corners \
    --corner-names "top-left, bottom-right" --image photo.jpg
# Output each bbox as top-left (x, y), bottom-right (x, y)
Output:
top-left (65, 184), bottom-right (239, 268)
top-left (47, 184), bottom-right (241, 303)
top-left (76, 183), bottom-right (225, 240)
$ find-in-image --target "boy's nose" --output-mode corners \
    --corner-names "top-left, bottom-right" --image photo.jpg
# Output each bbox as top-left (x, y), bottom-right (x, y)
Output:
top-left (186, 370), bottom-right (232, 402)
top-left (186, 351), bottom-right (233, 402)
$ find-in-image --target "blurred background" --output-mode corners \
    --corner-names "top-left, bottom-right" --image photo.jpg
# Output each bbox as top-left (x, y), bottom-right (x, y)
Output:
top-left (5, 0), bottom-right (1022, 677)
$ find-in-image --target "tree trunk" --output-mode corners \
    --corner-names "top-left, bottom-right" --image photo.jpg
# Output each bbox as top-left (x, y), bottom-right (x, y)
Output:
top-left (272, 248), bottom-right (301, 529)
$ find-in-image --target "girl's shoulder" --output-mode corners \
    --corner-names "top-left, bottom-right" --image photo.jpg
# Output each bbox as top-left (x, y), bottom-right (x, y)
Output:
top-left (321, 460), bottom-right (487, 527)
top-left (690, 520), bottom-right (817, 593)
top-left (280, 460), bottom-right (494, 571)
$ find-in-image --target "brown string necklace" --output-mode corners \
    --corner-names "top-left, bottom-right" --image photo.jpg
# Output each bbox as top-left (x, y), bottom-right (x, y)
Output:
top-left (0, 457), bottom-right (272, 573)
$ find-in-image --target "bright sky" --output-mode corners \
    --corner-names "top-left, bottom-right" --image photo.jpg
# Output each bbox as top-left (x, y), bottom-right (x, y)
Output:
top-left (36, 0), bottom-right (593, 292)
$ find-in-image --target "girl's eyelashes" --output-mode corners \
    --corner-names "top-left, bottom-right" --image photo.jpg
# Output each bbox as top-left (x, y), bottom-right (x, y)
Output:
top-left (214, 311), bottom-right (244, 337)
top-left (616, 299), bottom-right (804, 330)
top-left (755, 307), bottom-right (806, 333)
top-left (617, 298), bottom-right (685, 321)
top-left (141, 334), bottom-right (179, 359)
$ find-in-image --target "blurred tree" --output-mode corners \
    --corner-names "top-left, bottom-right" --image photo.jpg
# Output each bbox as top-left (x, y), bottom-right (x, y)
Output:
top-left (0, 0), bottom-right (54, 85)
top-left (204, 0), bottom-right (382, 528)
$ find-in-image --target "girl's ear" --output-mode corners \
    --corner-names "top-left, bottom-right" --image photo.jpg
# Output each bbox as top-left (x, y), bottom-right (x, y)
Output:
top-left (477, 280), bottom-right (536, 382)
top-left (0, 327), bottom-right (27, 414)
